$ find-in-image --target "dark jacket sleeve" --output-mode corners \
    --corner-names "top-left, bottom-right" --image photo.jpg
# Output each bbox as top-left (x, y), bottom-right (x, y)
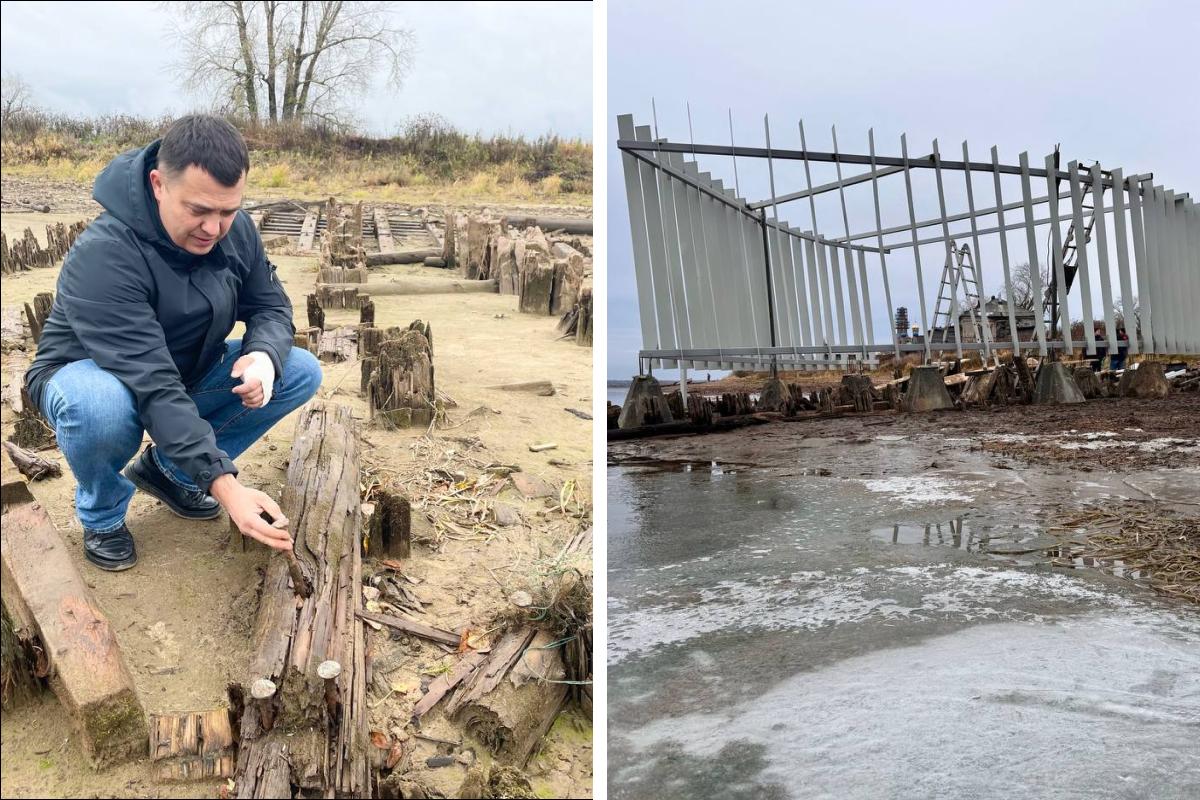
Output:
top-left (236, 214), bottom-right (294, 378)
top-left (57, 237), bottom-right (237, 492)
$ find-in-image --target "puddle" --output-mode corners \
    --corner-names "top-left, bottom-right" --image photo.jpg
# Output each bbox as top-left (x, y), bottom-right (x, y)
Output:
top-left (871, 518), bottom-right (1045, 553)
top-left (862, 475), bottom-right (974, 505)
top-left (609, 432), bottom-right (1200, 800)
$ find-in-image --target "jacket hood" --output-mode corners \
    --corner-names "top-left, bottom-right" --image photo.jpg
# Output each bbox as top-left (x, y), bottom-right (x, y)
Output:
top-left (92, 140), bottom-right (182, 254)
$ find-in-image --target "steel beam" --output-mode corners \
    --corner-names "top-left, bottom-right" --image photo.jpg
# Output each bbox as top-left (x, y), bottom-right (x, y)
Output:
top-left (618, 139), bottom-right (1146, 192)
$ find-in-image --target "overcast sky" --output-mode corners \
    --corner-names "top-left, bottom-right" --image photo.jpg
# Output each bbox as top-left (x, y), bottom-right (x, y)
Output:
top-left (0, 1), bottom-right (592, 139)
top-left (608, 0), bottom-right (1199, 379)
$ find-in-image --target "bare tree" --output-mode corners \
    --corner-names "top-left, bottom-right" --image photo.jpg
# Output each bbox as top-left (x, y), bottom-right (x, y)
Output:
top-left (168, 1), bottom-right (415, 126)
top-left (1114, 295), bottom-right (1140, 330)
top-left (1002, 262), bottom-right (1050, 311)
top-left (1, 71), bottom-right (32, 120)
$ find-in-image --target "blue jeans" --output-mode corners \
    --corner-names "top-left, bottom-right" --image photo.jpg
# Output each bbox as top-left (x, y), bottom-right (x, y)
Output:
top-left (39, 339), bottom-right (322, 532)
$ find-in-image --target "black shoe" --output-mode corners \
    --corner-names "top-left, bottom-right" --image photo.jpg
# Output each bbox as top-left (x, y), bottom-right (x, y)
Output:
top-left (122, 446), bottom-right (221, 520)
top-left (83, 524), bottom-right (138, 571)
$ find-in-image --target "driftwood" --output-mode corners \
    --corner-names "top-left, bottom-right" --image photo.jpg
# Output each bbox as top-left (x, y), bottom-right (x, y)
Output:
top-left (231, 401), bottom-right (369, 799)
top-left (485, 381), bottom-right (555, 396)
top-left (149, 709), bottom-right (236, 781)
top-left (1, 480), bottom-right (146, 767)
top-left (2, 442), bottom-right (61, 481)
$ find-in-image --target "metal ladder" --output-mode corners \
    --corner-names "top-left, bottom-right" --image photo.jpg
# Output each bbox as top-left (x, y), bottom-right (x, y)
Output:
top-left (932, 241), bottom-right (983, 344)
top-left (1043, 175), bottom-right (1100, 323)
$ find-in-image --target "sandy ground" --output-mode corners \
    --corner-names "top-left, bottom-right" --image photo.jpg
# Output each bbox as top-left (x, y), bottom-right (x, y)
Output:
top-left (1, 207), bottom-right (593, 798)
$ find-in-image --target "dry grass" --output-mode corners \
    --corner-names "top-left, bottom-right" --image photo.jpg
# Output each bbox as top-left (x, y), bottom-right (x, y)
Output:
top-left (1, 109), bottom-right (592, 207)
top-left (1047, 502), bottom-right (1200, 604)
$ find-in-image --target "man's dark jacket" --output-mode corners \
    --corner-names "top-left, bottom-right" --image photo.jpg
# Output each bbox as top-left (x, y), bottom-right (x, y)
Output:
top-left (25, 140), bottom-right (294, 492)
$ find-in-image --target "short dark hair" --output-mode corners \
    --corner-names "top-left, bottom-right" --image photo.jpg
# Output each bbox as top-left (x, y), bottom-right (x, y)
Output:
top-left (158, 115), bottom-right (250, 187)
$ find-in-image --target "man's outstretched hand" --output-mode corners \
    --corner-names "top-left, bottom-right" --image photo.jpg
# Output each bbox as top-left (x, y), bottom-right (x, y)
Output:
top-left (210, 474), bottom-right (292, 551)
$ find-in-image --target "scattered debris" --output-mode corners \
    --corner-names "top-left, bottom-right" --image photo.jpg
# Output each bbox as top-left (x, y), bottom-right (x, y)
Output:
top-left (2, 441), bottom-right (61, 481)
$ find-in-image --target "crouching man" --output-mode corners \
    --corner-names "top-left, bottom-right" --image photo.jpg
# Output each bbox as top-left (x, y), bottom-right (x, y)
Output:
top-left (24, 115), bottom-right (322, 571)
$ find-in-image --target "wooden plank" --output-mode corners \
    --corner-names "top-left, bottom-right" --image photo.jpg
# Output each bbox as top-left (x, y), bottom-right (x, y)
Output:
top-left (412, 652), bottom-right (488, 718)
top-left (149, 708), bottom-right (235, 781)
top-left (297, 210), bottom-right (319, 251)
top-left (0, 480), bottom-right (146, 767)
top-left (354, 609), bottom-right (460, 649)
top-left (374, 208), bottom-right (394, 251)
top-left (318, 325), bottom-right (357, 363)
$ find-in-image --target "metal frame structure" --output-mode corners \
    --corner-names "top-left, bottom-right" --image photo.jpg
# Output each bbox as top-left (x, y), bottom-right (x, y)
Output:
top-left (618, 112), bottom-right (1198, 374)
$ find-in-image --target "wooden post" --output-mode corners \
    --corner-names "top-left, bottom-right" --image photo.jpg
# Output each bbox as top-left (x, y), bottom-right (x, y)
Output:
top-left (232, 401), bottom-right (369, 798)
top-left (367, 329), bottom-right (435, 429)
top-left (306, 294), bottom-right (325, 330)
top-left (1, 480), bottom-right (146, 767)
top-left (360, 358), bottom-right (376, 396)
top-left (358, 326), bottom-right (384, 358)
top-left (11, 387), bottom-right (54, 450)
top-left (441, 212), bottom-right (456, 266)
top-left (365, 489), bottom-right (410, 558)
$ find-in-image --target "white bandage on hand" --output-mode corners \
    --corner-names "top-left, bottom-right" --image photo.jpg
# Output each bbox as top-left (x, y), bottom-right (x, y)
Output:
top-left (241, 351), bottom-right (276, 406)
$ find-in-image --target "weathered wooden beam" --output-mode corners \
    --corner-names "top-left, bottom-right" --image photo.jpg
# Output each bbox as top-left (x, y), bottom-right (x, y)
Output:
top-left (149, 708), bottom-right (236, 781)
top-left (232, 401), bottom-right (369, 798)
top-left (354, 610), bottom-right (458, 648)
top-left (297, 211), bottom-right (319, 251)
top-left (374, 208), bottom-right (394, 251)
top-left (321, 277), bottom-right (496, 296)
top-left (0, 480), bottom-right (146, 767)
top-left (364, 248), bottom-right (443, 267)
top-left (501, 216), bottom-right (592, 235)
